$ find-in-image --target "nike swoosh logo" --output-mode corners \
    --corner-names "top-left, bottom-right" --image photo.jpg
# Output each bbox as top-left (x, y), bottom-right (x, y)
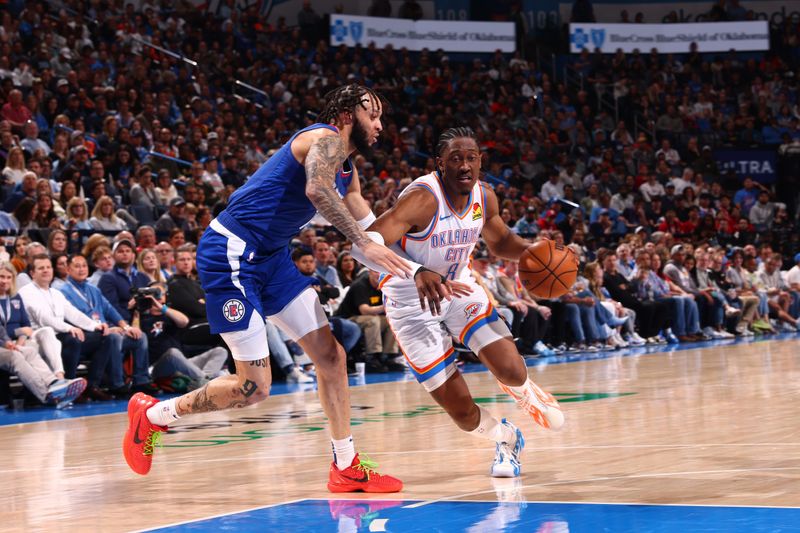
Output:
top-left (439, 215), bottom-right (452, 220)
top-left (133, 423), bottom-right (146, 445)
top-left (347, 472), bottom-right (370, 483)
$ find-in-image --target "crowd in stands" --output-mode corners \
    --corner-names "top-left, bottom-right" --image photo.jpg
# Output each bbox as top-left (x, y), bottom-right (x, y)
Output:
top-left (1, 0), bottom-right (800, 405)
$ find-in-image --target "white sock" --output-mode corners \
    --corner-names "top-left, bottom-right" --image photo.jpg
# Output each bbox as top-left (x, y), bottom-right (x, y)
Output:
top-left (332, 436), bottom-right (355, 470)
top-left (146, 398), bottom-right (180, 426)
top-left (468, 406), bottom-right (516, 445)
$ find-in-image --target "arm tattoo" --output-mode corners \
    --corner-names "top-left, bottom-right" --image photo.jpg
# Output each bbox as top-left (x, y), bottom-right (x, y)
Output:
top-left (305, 135), bottom-right (369, 247)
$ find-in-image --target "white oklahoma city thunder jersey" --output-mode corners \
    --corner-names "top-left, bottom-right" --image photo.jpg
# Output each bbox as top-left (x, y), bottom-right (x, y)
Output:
top-left (379, 172), bottom-right (486, 301)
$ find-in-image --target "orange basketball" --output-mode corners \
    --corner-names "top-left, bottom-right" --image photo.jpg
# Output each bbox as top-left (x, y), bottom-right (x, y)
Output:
top-left (518, 239), bottom-right (579, 299)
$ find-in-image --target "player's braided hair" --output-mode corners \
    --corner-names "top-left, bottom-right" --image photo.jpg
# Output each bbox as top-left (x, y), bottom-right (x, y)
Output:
top-left (436, 127), bottom-right (478, 157)
top-left (317, 84), bottom-right (388, 124)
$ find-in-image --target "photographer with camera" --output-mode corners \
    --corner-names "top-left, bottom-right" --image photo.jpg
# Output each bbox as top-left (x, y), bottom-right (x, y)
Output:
top-left (98, 239), bottom-right (150, 323)
top-left (60, 254), bottom-right (158, 397)
top-left (138, 282), bottom-right (229, 389)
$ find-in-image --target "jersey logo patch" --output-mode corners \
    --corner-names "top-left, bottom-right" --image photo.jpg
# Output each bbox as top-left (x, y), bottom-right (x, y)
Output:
top-left (464, 302), bottom-right (483, 319)
top-left (472, 203), bottom-right (482, 221)
top-left (223, 299), bottom-right (245, 322)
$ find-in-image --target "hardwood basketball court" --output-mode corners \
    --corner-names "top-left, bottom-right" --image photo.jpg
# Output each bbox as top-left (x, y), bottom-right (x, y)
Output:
top-left (1, 337), bottom-right (799, 531)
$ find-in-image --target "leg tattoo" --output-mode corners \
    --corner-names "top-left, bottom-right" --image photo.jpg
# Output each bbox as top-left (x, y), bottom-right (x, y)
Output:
top-left (178, 365), bottom-right (267, 414)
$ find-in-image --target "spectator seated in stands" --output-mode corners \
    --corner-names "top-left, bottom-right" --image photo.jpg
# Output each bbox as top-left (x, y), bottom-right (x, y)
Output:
top-left (87, 245), bottom-right (113, 286)
top-left (155, 197), bottom-right (190, 234)
top-left (89, 195), bottom-right (129, 232)
top-left (292, 247), bottom-right (362, 372)
top-left (19, 254), bottom-right (124, 401)
top-left (336, 269), bottom-right (404, 374)
top-left (152, 241), bottom-right (174, 280)
top-left (60, 254), bottom-right (158, 396)
top-left (496, 259), bottom-right (556, 357)
top-left (15, 241), bottom-right (46, 289)
top-left (165, 245), bottom-right (219, 348)
top-left (138, 282), bottom-right (229, 391)
top-left (0, 261), bottom-right (86, 407)
top-left (98, 239), bottom-right (150, 324)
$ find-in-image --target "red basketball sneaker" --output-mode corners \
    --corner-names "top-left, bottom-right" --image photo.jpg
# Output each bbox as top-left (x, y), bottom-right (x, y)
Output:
top-left (123, 392), bottom-right (168, 475)
top-left (327, 454), bottom-right (403, 493)
top-left (498, 380), bottom-right (565, 430)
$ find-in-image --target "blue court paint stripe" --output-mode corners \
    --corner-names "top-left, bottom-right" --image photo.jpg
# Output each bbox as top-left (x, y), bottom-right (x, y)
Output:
top-left (143, 498), bottom-right (800, 532)
top-left (3, 332), bottom-right (799, 427)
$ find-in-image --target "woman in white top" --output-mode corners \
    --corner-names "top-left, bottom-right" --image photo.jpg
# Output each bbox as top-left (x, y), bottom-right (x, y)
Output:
top-left (2, 146), bottom-right (26, 185)
top-left (155, 169), bottom-right (178, 205)
top-left (89, 195), bottom-right (128, 231)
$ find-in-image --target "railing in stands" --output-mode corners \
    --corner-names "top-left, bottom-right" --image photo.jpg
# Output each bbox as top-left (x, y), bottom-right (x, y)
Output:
top-left (128, 36), bottom-right (198, 68)
top-left (55, 124), bottom-right (99, 146)
top-left (145, 151), bottom-right (193, 168)
top-left (563, 63), bottom-right (584, 92)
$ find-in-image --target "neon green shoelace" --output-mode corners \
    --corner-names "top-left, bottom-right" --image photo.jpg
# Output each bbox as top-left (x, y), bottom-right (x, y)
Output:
top-left (354, 455), bottom-right (379, 480)
top-left (143, 430), bottom-right (163, 456)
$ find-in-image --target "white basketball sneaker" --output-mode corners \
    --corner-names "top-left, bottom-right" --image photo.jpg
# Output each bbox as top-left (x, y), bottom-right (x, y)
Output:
top-left (498, 379), bottom-right (565, 430)
top-left (490, 419), bottom-right (525, 478)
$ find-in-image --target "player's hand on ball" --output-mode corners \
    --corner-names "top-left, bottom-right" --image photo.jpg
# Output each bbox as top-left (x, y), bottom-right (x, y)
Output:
top-left (415, 268), bottom-right (450, 316)
top-left (362, 240), bottom-right (412, 278)
top-left (445, 280), bottom-right (473, 298)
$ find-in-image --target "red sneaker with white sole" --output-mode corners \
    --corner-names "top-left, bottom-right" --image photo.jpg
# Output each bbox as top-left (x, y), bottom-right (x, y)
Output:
top-left (327, 454), bottom-right (403, 493)
top-left (123, 392), bottom-right (167, 475)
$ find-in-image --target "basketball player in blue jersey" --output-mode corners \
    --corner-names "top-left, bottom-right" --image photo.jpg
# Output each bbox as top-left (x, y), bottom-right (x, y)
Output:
top-left (123, 85), bottom-right (428, 492)
top-left (350, 127), bottom-right (564, 478)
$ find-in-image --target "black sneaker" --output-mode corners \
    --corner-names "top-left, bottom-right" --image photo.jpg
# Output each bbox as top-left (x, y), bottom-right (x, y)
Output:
top-left (365, 360), bottom-right (388, 373)
top-left (384, 361), bottom-right (407, 372)
top-left (130, 382), bottom-right (162, 396)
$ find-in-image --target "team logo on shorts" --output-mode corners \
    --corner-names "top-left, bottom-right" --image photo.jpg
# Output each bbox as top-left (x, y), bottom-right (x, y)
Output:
top-left (222, 299), bottom-right (245, 322)
top-left (472, 203), bottom-right (482, 221)
top-left (464, 302), bottom-right (483, 319)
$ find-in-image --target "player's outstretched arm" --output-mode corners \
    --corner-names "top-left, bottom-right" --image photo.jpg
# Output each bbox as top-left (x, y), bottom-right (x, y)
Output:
top-left (368, 187), bottom-right (436, 246)
top-left (304, 134), bottom-right (410, 277)
top-left (480, 185), bottom-right (530, 260)
top-left (366, 188), bottom-right (464, 315)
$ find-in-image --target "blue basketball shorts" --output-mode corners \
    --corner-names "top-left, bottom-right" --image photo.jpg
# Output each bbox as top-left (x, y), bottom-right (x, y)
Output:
top-left (196, 212), bottom-right (313, 334)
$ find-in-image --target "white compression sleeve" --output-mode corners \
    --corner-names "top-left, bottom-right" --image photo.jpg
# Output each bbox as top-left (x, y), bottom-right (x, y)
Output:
top-left (350, 231), bottom-right (423, 277)
top-left (356, 211), bottom-right (376, 230)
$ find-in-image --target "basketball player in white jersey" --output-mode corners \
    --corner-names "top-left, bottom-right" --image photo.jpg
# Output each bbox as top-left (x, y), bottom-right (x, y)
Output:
top-left (352, 127), bottom-right (564, 477)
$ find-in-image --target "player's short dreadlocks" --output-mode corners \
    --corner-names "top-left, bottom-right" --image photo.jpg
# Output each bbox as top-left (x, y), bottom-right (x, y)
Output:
top-left (317, 84), bottom-right (388, 124)
top-left (436, 127), bottom-right (478, 157)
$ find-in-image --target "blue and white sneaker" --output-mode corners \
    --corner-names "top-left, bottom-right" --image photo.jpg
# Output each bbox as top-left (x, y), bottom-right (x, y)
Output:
top-left (533, 341), bottom-right (556, 357)
top-left (46, 378), bottom-right (87, 409)
top-left (490, 419), bottom-right (525, 478)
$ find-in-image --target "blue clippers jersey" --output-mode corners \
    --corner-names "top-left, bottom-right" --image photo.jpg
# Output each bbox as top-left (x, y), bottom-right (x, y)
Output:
top-left (222, 123), bottom-right (353, 251)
